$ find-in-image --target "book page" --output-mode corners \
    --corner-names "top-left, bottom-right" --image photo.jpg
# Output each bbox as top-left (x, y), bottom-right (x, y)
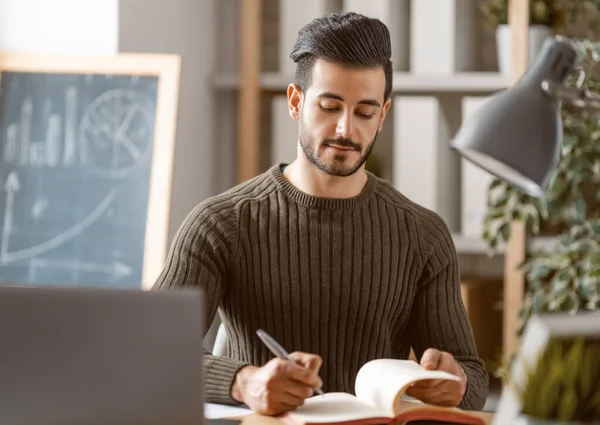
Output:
top-left (354, 359), bottom-right (461, 416)
top-left (285, 392), bottom-right (390, 424)
top-left (204, 403), bottom-right (253, 419)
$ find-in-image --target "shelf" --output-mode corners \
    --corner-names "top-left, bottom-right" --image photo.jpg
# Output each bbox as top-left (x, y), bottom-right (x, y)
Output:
top-left (452, 235), bottom-right (559, 255)
top-left (212, 72), bottom-right (510, 93)
top-left (393, 72), bottom-right (508, 92)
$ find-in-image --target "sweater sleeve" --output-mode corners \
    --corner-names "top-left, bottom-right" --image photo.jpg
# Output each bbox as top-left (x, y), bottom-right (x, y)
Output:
top-left (408, 213), bottom-right (489, 411)
top-left (152, 200), bottom-right (250, 405)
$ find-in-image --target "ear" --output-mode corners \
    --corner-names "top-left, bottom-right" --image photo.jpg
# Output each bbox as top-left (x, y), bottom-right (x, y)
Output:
top-left (378, 98), bottom-right (392, 132)
top-left (287, 83), bottom-right (303, 121)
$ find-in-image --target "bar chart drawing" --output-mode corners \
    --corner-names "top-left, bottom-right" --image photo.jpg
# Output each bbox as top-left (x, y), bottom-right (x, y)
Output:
top-left (63, 86), bottom-right (78, 167)
top-left (2, 85), bottom-right (153, 178)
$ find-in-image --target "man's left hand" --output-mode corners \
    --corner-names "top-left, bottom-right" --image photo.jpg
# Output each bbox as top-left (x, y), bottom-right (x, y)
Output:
top-left (405, 348), bottom-right (467, 407)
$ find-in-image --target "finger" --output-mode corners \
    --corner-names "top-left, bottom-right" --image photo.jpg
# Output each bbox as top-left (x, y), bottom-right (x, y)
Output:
top-left (274, 390), bottom-right (307, 407)
top-left (405, 385), bottom-right (456, 404)
top-left (420, 348), bottom-right (442, 370)
top-left (419, 389), bottom-right (461, 407)
top-left (409, 378), bottom-right (444, 389)
top-left (278, 377), bottom-right (317, 400)
top-left (438, 352), bottom-right (462, 377)
top-left (277, 360), bottom-right (322, 389)
top-left (290, 352), bottom-right (323, 373)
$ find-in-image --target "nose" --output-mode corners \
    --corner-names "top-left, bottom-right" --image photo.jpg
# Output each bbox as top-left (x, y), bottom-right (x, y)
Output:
top-left (335, 111), bottom-right (353, 139)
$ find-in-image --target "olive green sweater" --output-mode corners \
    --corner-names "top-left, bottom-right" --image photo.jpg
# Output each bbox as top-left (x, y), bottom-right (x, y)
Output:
top-left (153, 164), bottom-right (489, 411)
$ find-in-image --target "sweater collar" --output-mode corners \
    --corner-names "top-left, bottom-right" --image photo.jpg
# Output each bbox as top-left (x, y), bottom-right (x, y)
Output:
top-left (269, 163), bottom-right (379, 209)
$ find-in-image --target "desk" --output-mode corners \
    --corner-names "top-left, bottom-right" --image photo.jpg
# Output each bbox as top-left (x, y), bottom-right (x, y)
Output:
top-left (230, 410), bottom-right (495, 425)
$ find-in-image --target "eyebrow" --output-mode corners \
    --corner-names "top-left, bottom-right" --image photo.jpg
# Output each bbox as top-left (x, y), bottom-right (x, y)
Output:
top-left (317, 92), bottom-right (381, 108)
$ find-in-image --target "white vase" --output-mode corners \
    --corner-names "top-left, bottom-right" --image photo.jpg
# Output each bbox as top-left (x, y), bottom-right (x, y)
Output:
top-left (496, 24), bottom-right (553, 75)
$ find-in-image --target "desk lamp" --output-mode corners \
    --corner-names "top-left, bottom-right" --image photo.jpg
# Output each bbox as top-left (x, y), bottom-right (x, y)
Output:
top-left (451, 36), bottom-right (600, 197)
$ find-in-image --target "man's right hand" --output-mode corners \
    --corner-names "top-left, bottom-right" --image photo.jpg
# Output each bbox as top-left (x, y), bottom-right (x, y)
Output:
top-left (231, 352), bottom-right (323, 416)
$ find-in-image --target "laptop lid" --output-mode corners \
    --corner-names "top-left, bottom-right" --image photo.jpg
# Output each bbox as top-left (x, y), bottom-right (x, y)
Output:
top-left (0, 284), bottom-right (205, 425)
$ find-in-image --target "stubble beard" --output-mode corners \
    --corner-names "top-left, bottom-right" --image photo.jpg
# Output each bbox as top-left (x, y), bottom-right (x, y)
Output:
top-left (298, 120), bottom-right (378, 178)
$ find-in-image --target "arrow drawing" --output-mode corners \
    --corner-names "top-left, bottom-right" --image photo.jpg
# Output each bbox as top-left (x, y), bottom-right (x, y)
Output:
top-left (30, 258), bottom-right (132, 280)
top-left (1, 172), bottom-right (20, 260)
top-left (1, 186), bottom-right (117, 264)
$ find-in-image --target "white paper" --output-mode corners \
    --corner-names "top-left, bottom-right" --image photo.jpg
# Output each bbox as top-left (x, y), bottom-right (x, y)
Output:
top-left (354, 359), bottom-right (460, 416)
top-left (204, 403), bottom-right (253, 419)
top-left (288, 393), bottom-right (388, 423)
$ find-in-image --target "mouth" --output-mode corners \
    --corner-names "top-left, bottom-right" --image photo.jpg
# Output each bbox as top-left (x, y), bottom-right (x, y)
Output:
top-left (324, 144), bottom-right (358, 152)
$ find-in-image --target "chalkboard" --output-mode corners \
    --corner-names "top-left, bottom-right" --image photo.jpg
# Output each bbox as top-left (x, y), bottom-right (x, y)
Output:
top-left (0, 53), bottom-right (181, 289)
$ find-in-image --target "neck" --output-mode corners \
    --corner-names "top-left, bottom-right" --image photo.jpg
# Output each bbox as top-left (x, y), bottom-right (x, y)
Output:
top-left (283, 155), bottom-right (368, 199)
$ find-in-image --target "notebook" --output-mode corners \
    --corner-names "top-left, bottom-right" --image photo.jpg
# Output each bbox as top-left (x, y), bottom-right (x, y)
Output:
top-left (281, 359), bottom-right (486, 425)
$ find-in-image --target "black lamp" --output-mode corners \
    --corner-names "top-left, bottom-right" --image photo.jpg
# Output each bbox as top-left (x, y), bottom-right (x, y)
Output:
top-left (451, 36), bottom-right (600, 198)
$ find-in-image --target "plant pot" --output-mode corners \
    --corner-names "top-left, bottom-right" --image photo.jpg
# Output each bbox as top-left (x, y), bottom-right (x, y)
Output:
top-left (496, 24), bottom-right (553, 75)
top-left (515, 414), bottom-right (600, 424)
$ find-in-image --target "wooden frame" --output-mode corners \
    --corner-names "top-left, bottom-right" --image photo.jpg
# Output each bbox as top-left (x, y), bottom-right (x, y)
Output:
top-left (503, 0), bottom-right (530, 359)
top-left (0, 52), bottom-right (181, 289)
top-left (238, 0), bottom-right (262, 183)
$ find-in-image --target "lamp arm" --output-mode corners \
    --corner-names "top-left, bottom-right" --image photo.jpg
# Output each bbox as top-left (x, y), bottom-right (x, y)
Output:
top-left (542, 80), bottom-right (600, 110)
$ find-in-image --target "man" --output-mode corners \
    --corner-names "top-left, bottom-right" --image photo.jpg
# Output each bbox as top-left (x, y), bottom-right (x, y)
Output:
top-left (153, 11), bottom-right (489, 416)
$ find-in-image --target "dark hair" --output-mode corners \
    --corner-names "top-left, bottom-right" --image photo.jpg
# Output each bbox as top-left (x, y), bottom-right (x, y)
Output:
top-left (290, 12), bottom-right (393, 101)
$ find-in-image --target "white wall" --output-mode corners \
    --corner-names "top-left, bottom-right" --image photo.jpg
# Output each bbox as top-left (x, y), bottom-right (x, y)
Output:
top-left (0, 0), bottom-right (118, 53)
top-left (119, 0), bottom-right (216, 241)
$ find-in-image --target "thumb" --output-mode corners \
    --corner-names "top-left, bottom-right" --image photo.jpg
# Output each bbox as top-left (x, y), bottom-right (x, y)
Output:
top-left (421, 348), bottom-right (442, 370)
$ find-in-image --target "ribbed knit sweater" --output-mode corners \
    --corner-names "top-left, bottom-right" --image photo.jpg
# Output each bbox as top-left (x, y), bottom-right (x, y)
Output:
top-left (153, 164), bottom-right (489, 411)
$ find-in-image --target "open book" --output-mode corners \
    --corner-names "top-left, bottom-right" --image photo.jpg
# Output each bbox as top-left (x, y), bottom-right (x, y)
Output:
top-left (281, 359), bottom-right (487, 425)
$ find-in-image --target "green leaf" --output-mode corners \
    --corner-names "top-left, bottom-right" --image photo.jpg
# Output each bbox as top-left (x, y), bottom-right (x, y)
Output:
top-left (593, 43), bottom-right (600, 62)
top-left (579, 345), bottom-right (593, 395)
top-left (489, 179), bottom-right (503, 190)
top-left (533, 292), bottom-right (548, 313)
top-left (554, 268), bottom-right (572, 285)
top-left (547, 254), bottom-right (567, 269)
top-left (501, 223), bottom-right (510, 242)
top-left (529, 265), bottom-right (551, 281)
top-left (557, 389), bottom-right (578, 422)
top-left (590, 251), bottom-right (600, 266)
top-left (574, 198), bottom-right (587, 219)
top-left (485, 209), bottom-right (506, 221)
top-left (578, 284), bottom-right (591, 302)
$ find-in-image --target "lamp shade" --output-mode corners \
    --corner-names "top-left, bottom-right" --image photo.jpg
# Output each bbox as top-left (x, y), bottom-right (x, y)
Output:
top-left (451, 37), bottom-right (579, 197)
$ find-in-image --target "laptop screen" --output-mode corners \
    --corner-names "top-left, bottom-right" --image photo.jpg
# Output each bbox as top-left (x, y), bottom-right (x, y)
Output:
top-left (0, 284), bottom-right (205, 425)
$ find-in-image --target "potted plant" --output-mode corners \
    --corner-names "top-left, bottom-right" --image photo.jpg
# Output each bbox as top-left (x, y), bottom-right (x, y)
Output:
top-left (508, 336), bottom-right (600, 424)
top-left (480, 0), bottom-right (566, 74)
top-left (519, 220), bottom-right (600, 330)
top-left (481, 38), bottom-right (600, 332)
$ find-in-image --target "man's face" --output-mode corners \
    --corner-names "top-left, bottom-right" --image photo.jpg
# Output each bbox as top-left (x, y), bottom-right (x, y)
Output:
top-left (288, 59), bottom-right (391, 177)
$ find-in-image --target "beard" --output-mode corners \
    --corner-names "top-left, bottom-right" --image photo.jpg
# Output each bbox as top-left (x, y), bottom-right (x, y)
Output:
top-left (298, 121), bottom-right (378, 177)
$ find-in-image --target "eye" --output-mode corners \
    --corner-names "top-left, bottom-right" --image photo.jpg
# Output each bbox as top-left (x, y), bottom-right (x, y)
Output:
top-left (320, 105), bottom-right (339, 112)
top-left (357, 112), bottom-right (375, 120)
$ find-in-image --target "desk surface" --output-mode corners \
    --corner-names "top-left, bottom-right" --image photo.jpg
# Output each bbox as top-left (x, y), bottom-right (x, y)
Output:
top-left (233, 410), bottom-right (495, 425)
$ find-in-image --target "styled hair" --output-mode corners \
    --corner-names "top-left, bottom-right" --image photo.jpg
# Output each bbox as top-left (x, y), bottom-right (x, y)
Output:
top-left (290, 12), bottom-right (393, 100)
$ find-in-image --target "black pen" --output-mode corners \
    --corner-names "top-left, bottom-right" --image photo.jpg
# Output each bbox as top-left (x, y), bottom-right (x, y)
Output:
top-left (256, 329), bottom-right (324, 396)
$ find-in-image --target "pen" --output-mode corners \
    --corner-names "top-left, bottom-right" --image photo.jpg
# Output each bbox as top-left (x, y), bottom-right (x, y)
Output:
top-left (256, 329), bottom-right (324, 396)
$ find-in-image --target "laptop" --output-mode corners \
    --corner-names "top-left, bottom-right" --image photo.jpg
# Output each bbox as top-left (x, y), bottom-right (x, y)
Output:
top-left (0, 284), bottom-right (206, 425)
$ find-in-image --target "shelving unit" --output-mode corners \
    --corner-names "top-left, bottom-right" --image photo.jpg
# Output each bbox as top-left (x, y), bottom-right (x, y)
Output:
top-left (213, 71), bottom-right (510, 92)
top-left (453, 234), bottom-right (558, 255)
top-left (223, 0), bottom-right (532, 361)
